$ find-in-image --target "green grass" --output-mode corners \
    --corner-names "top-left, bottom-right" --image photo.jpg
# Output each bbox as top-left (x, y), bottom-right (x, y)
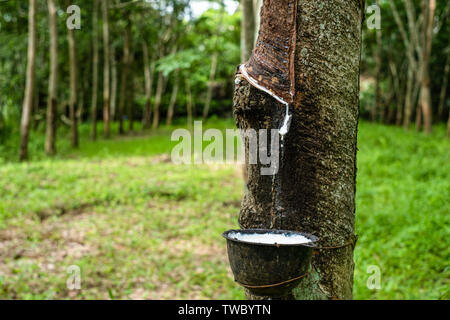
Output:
top-left (0, 119), bottom-right (448, 299)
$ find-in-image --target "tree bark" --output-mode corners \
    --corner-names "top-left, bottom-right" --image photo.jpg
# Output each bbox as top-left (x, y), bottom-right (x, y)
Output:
top-left (91, 0), bottom-right (99, 140)
top-left (19, 0), bottom-right (37, 161)
top-left (101, 0), bottom-right (111, 138)
top-left (45, 0), bottom-right (58, 155)
top-left (166, 69), bottom-right (180, 126)
top-left (67, 1), bottom-right (79, 148)
top-left (234, 0), bottom-right (363, 300)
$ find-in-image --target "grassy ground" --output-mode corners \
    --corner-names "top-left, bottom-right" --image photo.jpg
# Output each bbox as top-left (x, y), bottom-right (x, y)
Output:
top-left (0, 119), bottom-right (448, 299)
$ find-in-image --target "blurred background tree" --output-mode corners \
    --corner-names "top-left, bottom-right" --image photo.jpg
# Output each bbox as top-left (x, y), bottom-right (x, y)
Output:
top-left (0, 0), bottom-right (448, 158)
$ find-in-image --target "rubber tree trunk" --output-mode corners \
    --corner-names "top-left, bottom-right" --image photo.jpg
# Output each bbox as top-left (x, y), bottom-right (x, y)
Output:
top-left (142, 40), bottom-right (155, 129)
top-left (373, 3), bottom-right (382, 123)
top-left (19, 0), bottom-right (37, 161)
top-left (128, 52), bottom-right (135, 132)
top-left (152, 71), bottom-right (165, 129)
top-left (253, 0), bottom-right (262, 42)
top-left (91, 0), bottom-right (99, 140)
top-left (437, 51), bottom-right (449, 120)
top-left (110, 45), bottom-right (118, 121)
top-left (118, 18), bottom-right (131, 134)
top-left (185, 76), bottom-right (193, 130)
top-left (101, 0), bottom-right (110, 138)
top-left (234, 0), bottom-right (363, 300)
top-left (45, 0), bottom-right (58, 155)
top-left (166, 69), bottom-right (180, 126)
top-left (447, 110), bottom-right (450, 137)
top-left (67, 3), bottom-right (79, 148)
top-left (418, 0), bottom-right (436, 134)
top-left (241, 0), bottom-right (256, 62)
top-left (202, 4), bottom-right (224, 121)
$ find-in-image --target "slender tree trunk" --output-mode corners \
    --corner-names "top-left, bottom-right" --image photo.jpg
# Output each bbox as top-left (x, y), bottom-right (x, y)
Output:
top-left (373, 5), bottom-right (382, 123)
top-left (415, 103), bottom-right (422, 131)
top-left (403, 65), bottom-right (414, 130)
top-left (91, 0), bottom-right (99, 140)
top-left (203, 5), bottom-right (224, 121)
top-left (19, 0), bottom-right (37, 161)
top-left (234, 0), bottom-right (363, 300)
top-left (241, 0), bottom-right (256, 62)
top-left (102, 0), bottom-right (110, 138)
top-left (128, 52), bottom-right (135, 132)
top-left (142, 40), bottom-right (155, 129)
top-left (67, 3), bottom-right (79, 148)
top-left (45, 0), bottom-right (58, 155)
top-left (185, 77), bottom-right (193, 130)
top-left (389, 0), bottom-right (419, 131)
top-left (202, 52), bottom-right (219, 121)
top-left (253, 0), bottom-right (262, 42)
top-left (447, 110), bottom-right (450, 137)
top-left (166, 69), bottom-right (180, 126)
top-left (438, 51), bottom-right (450, 120)
top-left (110, 45), bottom-right (118, 121)
top-left (418, 0), bottom-right (436, 134)
top-left (118, 19), bottom-right (131, 134)
top-left (152, 71), bottom-right (165, 129)
top-left (388, 56), bottom-right (403, 126)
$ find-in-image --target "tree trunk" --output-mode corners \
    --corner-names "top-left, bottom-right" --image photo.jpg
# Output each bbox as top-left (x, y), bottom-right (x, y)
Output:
top-left (45, 0), bottom-right (58, 155)
top-left (241, 0), bottom-right (256, 62)
top-left (253, 0), bottom-right (263, 42)
top-left (418, 0), bottom-right (436, 134)
top-left (202, 52), bottom-right (219, 121)
top-left (403, 65), bottom-right (414, 130)
top-left (67, 2), bottom-right (79, 148)
top-left (202, 4), bottom-right (224, 121)
top-left (234, 0), bottom-right (363, 300)
top-left (128, 52), bottom-right (135, 132)
top-left (101, 0), bottom-right (110, 138)
top-left (447, 109), bottom-right (450, 137)
top-left (110, 45), bottom-right (118, 121)
top-left (91, 0), bottom-right (99, 140)
top-left (19, 0), bottom-right (37, 161)
top-left (152, 71), bottom-right (165, 129)
top-left (166, 69), bottom-right (180, 126)
top-left (373, 3), bottom-right (382, 123)
top-left (118, 18), bottom-right (131, 134)
top-left (438, 51), bottom-right (450, 120)
top-left (415, 102), bottom-right (422, 131)
top-left (142, 40), bottom-right (155, 129)
top-left (185, 77), bottom-right (193, 130)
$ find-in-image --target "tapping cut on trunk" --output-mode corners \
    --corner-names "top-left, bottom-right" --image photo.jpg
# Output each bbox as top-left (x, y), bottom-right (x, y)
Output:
top-left (239, 0), bottom-right (298, 106)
